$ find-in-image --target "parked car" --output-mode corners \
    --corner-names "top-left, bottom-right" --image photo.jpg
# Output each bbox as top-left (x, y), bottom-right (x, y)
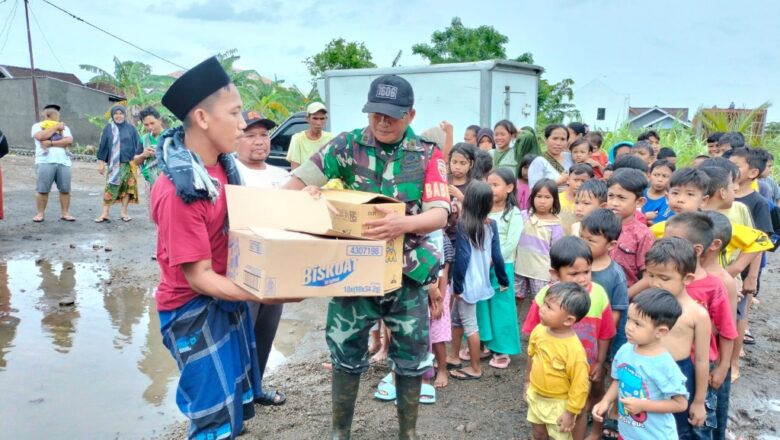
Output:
top-left (267, 111), bottom-right (308, 170)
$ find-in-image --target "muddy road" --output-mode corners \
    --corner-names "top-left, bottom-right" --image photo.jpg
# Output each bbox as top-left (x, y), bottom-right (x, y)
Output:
top-left (1, 154), bottom-right (779, 439)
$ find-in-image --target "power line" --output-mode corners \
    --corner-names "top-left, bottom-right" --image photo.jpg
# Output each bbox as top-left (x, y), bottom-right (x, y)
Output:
top-left (0, 0), bottom-right (18, 56)
top-left (28, 2), bottom-right (65, 71)
top-left (40, 0), bottom-right (186, 70)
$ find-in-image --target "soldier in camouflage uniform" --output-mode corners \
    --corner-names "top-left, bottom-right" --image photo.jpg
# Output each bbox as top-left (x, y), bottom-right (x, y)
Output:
top-left (285, 75), bottom-right (450, 440)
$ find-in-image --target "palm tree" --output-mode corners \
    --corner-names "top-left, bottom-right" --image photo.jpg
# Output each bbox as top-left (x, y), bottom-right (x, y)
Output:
top-left (694, 102), bottom-right (771, 146)
top-left (80, 57), bottom-right (173, 121)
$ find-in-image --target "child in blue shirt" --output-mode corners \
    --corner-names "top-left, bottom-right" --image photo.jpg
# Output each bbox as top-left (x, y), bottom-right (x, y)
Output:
top-left (593, 288), bottom-right (689, 439)
top-left (643, 159), bottom-right (675, 225)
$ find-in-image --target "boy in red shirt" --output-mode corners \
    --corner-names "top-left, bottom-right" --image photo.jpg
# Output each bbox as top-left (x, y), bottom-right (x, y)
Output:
top-left (664, 212), bottom-right (738, 438)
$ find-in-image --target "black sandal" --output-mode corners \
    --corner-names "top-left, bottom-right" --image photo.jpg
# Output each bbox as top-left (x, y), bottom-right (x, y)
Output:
top-left (256, 389), bottom-right (286, 406)
top-left (602, 418), bottom-right (619, 439)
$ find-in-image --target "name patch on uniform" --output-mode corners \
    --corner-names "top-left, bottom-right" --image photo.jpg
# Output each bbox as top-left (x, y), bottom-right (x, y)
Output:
top-left (424, 182), bottom-right (449, 200)
top-left (376, 84), bottom-right (398, 100)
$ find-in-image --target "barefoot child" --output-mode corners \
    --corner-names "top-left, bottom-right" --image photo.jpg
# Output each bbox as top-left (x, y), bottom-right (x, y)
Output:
top-left (643, 159), bottom-right (675, 225)
top-left (449, 182), bottom-right (509, 380)
top-left (522, 236), bottom-right (616, 440)
top-left (524, 282), bottom-right (592, 439)
top-left (592, 289), bottom-right (689, 439)
top-left (514, 179), bottom-right (565, 315)
top-left (479, 168), bottom-right (523, 369)
top-left (561, 163), bottom-right (595, 234)
top-left (571, 179), bottom-right (607, 237)
top-left (664, 213), bottom-right (738, 438)
top-left (579, 209), bottom-right (628, 439)
top-left (645, 238), bottom-right (712, 438)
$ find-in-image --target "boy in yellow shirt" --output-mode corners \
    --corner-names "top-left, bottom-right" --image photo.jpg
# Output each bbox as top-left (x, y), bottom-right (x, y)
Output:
top-left (524, 282), bottom-right (591, 440)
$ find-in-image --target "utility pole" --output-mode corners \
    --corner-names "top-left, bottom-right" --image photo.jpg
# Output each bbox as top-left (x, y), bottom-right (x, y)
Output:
top-left (23, 0), bottom-right (40, 118)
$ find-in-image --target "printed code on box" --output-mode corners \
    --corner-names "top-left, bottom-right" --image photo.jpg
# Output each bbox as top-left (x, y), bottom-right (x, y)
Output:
top-left (347, 245), bottom-right (383, 257)
top-left (249, 240), bottom-right (264, 255)
top-left (243, 267), bottom-right (263, 291)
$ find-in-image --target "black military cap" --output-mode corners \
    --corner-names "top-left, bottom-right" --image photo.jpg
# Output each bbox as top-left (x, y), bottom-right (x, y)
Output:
top-left (162, 56), bottom-right (231, 121)
top-left (362, 74), bottom-right (414, 119)
top-left (242, 110), bottom-right (276, 130)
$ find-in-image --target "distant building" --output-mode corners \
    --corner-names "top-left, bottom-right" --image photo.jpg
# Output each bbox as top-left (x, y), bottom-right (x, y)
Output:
top-left (627, 106), bottom-right (691, 130)
top-left (567, 78), bottom-right (630, 130)
top-left (569, 78), bottom-right (691, 133)
top-left (0, 65), bottom-right (122, 149)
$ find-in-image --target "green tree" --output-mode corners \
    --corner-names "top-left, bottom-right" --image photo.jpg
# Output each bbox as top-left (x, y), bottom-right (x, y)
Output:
top-left (693, 102), bottom-right (771, 146)
top-left (304, 38), bottom-right (376, 78)
top-left (412, 17), bottom-right (577, 126)
top-left (411, 17), bottom-right (508, 63)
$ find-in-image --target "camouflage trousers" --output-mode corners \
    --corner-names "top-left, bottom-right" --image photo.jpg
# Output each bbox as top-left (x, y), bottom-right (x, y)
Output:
top-left (326, 282), bottom-right (434, 376)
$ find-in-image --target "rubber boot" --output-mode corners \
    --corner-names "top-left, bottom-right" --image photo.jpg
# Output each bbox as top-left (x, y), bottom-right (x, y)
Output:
top-left (331, 369), bottom-right (361, 440)
top-left (395, 375), bottom-right (422, 440)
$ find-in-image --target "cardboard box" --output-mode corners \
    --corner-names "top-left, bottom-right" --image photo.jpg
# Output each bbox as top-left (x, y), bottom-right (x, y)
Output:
top-left (320, 189), bottom-right (405, 293)
top-left (225, 186), bottom-right (403, 299)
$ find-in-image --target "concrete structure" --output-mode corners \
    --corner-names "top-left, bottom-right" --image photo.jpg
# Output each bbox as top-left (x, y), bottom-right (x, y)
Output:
top-left (0, 76), bottom-right (121, 149)
top-left (627, 106), bottom-right (690, 130)
top-left (568, 78), bottom-right (630, 131)
top-left (318, 60), bottom-right (543, 134)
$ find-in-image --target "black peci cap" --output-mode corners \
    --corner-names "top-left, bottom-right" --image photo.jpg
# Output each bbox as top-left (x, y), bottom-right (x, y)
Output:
top-left (162, 56), bottom-right (231, 121)
top-left (43, 104), bottom-right (61, 112)
top-left (362, 74), bottom-right (414, 119)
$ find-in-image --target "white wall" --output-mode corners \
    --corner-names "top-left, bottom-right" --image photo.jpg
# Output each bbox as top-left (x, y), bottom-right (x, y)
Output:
top-left (569, 79), bottom-right (630, 131)
top-left (325, 70), bottom-right (482, 137)
top-left (490, 70), bottom-right (538, 128)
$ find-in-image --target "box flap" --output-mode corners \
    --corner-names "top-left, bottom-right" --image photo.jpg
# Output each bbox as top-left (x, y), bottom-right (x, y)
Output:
top-left (248, 226), bottom-right (323, 240)
top-left (322, 189), bottom-right (401, 205)
top-left (226, 185), bottom-right (333, 233)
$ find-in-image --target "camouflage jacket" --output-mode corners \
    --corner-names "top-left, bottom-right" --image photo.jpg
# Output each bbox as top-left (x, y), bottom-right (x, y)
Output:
top-left (294, 126), bottom-right (451, 285)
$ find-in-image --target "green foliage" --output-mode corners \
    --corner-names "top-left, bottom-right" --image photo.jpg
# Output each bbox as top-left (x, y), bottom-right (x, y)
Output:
top-left (537, 78), bottom-right (579, 126)
top-left (412, 17), bottom-right (576, 125)
top-left (694, 102), bottom-right (771, 146)
top-left (80, 57), bottom-right (173, 122)
top-left (303, 38), bottom-right (376, 78)
top-left (412, 17), bottom-right (508, 64)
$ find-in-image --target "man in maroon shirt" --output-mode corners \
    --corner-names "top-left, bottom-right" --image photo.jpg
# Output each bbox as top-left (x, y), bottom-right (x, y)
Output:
top-left (152, 56), bottom-right (286, 439)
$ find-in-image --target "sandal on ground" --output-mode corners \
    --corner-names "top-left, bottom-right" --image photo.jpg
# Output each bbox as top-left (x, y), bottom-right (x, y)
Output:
top-left (744, 332), bottom-right (756, 345)
top-left (59, 216), bottom-right (76, 222)
top-left (32, 216), bottom-right (44, 223)
top-left (602, 418), bottom-right (619, 439)
top-left (446, 361), bottom-right (462, 370)
top-left (419, 383), bottom-right (436, 404)
top-left (458, 348), bottom-right (491, 362)
top-left (93, 217), bottom-right (111, 223)
top-left (255, 389), bottom-right (286, 406)
top-left (450, 368), bottom-right (482, 380)
top-left (121, 216), bottom-right (133, 222)
top-left (489, 354), bottom-right (511, 369)
top-left (374, 373), bottom-right (396, 401)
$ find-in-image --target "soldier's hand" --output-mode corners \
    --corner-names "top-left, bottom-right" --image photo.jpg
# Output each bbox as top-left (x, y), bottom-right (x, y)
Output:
top-left (363, 206), bottom-right (407, 241)
top-left (302, 185), bottom-right (322, 199)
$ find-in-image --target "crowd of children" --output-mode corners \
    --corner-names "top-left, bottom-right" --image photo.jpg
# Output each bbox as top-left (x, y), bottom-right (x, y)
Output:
top-left (368, 122), bottom-right (777, 440)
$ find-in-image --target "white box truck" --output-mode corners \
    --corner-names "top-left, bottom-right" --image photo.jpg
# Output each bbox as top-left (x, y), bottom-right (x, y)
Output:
top-left (318, 60), bottom-right (543, 136)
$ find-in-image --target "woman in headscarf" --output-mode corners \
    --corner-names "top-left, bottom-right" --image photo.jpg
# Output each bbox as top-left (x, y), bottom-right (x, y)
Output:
top-left (476, 128), bottom-right (495, 152)
top-left (515, 126), bottom-right (541, 161)
top-left (95, 105), bottom-right (142, 222)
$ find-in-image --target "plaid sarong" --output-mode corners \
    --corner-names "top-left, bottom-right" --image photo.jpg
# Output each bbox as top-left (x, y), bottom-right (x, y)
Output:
top-left (159, 296), bottom-right (262, 439)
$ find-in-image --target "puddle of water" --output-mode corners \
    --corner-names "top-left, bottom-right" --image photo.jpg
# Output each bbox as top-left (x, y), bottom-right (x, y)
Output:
top-left (0, 259), bottom-right (316, 438)
top-left (266, 319), bottom-right (316, 371)
top-left (0, 260), bottom-right (182, 438)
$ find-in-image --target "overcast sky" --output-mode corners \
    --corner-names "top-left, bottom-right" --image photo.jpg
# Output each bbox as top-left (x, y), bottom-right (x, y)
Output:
top-left (1, 0), bottom-right (778, 120)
